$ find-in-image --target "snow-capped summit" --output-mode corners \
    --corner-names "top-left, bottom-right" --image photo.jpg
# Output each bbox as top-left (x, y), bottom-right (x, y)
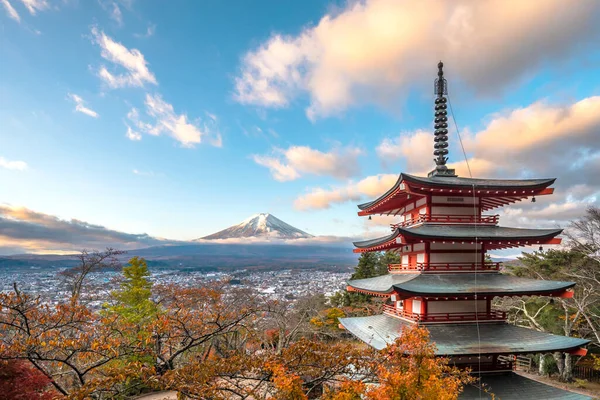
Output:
top-left (199, 213), bottom-right (314, 240)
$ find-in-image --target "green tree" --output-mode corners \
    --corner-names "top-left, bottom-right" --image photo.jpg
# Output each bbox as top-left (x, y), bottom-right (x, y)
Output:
top-left (376, 251), bottom-right (401, 276)
top-left (331, 252), bottom-right (400, 308)
top-left (351, 252), bottom-right (380, 279)
top-left (108, 256), bottom-right (157, 324)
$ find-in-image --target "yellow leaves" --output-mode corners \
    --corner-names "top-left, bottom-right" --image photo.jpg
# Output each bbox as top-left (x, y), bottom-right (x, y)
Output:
top-left (267, 362), bottom-right (308, 400)
top-left (323, 380), bottom-right (365, 400)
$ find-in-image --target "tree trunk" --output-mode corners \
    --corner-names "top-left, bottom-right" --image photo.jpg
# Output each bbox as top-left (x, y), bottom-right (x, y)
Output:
top-left (553, 352), bottom-right (564, 379)
top-left (538, 354), bottom-right (546, 376)
top-left (562, 353), bottom-right (573, 382)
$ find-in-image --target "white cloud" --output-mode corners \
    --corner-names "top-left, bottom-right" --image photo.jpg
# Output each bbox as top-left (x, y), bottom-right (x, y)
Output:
top-left (125, 125), bottom-right (141, 141)
top-left (376, 129), bottom-right (433, 173)
top-left (68, 93), bottom-right (99, 118)
top-left (91, 27), bottom-right (157, 88)
top-left (134, 24), bottom-right (156, 39)
top-left (294, 173), bottom-right (397, 210)
top-left (126, 94), bottom-right (222, 147)
top-left (20, 0), bottom-right (48, 15)
top-left (253, 145), bottom-right (363, 181)
top-left (0, 157), bottom-right (27, 171)
top-left (235, 0), bottom-right (600, 119)
top-left (253, 155), bottom-right (300, 181)
top-left (109, 2), bottom-right (122, 25)
top-left (1, 0), bottom-right (20, 22)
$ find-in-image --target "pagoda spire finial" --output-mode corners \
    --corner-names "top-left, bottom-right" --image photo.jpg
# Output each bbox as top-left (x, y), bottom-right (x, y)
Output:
top-left (429, 61), bottom-right (456, 178)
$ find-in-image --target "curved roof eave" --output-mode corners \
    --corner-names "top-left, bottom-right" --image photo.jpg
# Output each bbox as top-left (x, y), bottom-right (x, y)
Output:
top-left (397, 225), bottom-right (563, 241)
top-left (353, 229), bottom-right (402, 249)
top-left (347, 273), bottom-right (418, 294)
top-left (402, 173), bottom-right (556, 190)
top-left (357, 174), bottom-right (404, 210)
top-left (339, 314), bottom-right (590, 354)
top-left (356, 173), bottom-right (556, 212)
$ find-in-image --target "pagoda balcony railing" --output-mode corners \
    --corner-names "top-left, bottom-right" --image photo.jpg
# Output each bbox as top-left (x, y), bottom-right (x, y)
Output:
top-left (392, 214), bottom-right (499, 228)
top-left (388, 262), bottom-right (501, 273)
top-left (383, 304), bottom-right (506, 323)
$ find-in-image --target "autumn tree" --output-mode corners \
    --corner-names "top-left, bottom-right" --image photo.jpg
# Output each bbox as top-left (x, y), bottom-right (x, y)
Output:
top-left (0, 282), bottom-right (133, 397)
top-left (0, 360), bottom-right (56, 399)
top-left (61, 248), bottom-right (124, 300)
top-left (320, 325), bottom-right (473, 400)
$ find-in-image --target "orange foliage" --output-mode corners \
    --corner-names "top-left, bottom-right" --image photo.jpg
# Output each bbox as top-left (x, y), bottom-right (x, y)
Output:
top-left (1, 274), bottom-right (473, 399)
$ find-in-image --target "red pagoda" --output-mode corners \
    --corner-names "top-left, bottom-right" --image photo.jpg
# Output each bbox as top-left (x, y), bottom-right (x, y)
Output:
top-left (339, 62), bottom-right (591, 399)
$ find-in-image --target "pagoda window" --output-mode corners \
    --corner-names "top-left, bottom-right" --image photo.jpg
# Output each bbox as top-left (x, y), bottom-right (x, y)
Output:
top-left (427, 299), bottom-right (487, 314)
top-left (401, 254), bottom-right (409, 265)
top-left (429, 251), bottom-right (482, 264)
top-left (412, 299), bottom-right (422, 314)
top-left (413, 243), bottom-right (426, 252)
top-left (430, 206), bottom-right (479, 216)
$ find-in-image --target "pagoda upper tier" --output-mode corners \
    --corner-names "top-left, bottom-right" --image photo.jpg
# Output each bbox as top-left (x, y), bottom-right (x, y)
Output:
top-left (353, 225), bottom-right (562, 253)
top-left (357, 173), bottom-right (555, 216)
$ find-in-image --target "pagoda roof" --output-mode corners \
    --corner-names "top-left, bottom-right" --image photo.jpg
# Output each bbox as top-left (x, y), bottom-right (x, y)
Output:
top-left (353, 225), bottom-right (562, 252)
top-left (460, 372), bottom-right (593, 399)
top-left (347, 273), bottom-right (574, 297)
top-left (402, 173), bottom-right (556, 190)
top-left (357, 173), bottom-right (555, 214)
top-left (338, 314), bottom-right (590, 354)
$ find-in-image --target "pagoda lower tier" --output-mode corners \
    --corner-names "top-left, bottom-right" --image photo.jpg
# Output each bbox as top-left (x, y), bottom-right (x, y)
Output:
top-left (346, 272), bottom-right (575, 298)
top-left (339, 314), bottom-right (590, 355)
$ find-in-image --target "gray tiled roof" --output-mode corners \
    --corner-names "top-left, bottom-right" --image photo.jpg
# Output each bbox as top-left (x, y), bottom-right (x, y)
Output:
top-left (460, 372), bottom-right (593, 399)
top-left (353, 225), bottom-right (562, 248)
top-left (402, 173), bottom-right (556, 189)
top-left (339, 314), bottom-right (590, 354)
top-left (353, 229), bottom-right (401, 248)
top-left (358, 173), bottom-right (555, 210)
top-left (347, 273), bottom-right (575, 296)
top-left (347, 273), bottom-right (420, 294)
top-left (399, 224), bottom-right (562, 240)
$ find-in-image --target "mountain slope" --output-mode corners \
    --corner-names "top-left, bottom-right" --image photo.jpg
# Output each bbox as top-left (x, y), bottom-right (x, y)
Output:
top-left (200, 213), bottom-right (313, 240)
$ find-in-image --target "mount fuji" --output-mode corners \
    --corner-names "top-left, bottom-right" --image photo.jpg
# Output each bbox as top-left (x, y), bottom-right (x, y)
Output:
top-left (199, 213), bottom-right (314, 240)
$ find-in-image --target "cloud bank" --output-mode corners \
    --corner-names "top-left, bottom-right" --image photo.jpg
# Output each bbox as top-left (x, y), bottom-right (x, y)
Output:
top-left (235, 0), bottom-right (600, 119)
top-left (0, 205), bottom-right (175, 255)
top-left (253, 145), bottom-right (363, 181)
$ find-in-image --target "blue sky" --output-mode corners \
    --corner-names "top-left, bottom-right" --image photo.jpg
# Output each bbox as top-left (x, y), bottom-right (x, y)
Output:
top-left (1, 0), bottom-right (599, 254)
